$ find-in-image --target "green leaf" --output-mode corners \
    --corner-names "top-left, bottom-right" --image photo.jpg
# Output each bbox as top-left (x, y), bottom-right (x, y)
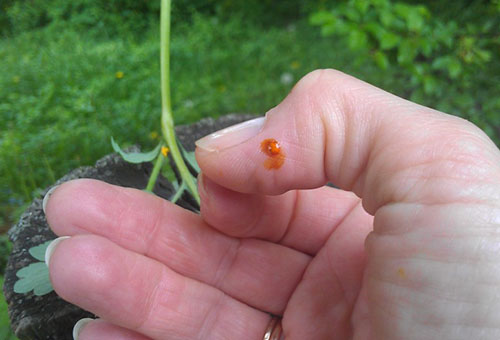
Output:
top-left (14, 262), bottom-right (53, 296)
top-left (447, 59), bottom-right (462, 79)
top-left (476, 49), bottom-right (492, 63)
top-left (178, 141), bottom-right (200, 174)
top-left (171, 178), bottom-right (180, 191)
top-left (394, 3), bottom-right (411, 18)
top-left (379, 8), bottom-right (395, 27)
top-left (352, 0), bottom-right (370, 15)
top-left (373, 50), bottom-right (389, 69)
top-left (320, 23), bottom-right (337, 36)
top-left (111, 137), bottom-right (161, 164)
top-left (420, 37), bottom-right (434, 57)
top-left (372, 0), bottom-right (390, 8)
top-left (423, 75), bottom-right (438, 94)
top-left (309, 11), bottom-right (334, 26)
top-left (407, 10), bottom-right (424, 32)
top-left (432, 56), bottom-right (462, 79)
top-left (28, 240), bottom-right (53, 262)
top-left (397, 40), bottom-right (416, 65)
top-left (344, 6), bottom-right (361, 22)
top-left (379, 31), bottom-right (400, 50)
top-left (348, 30), bottom-right (368, 50)
top-left (161, 162), bottom-right (178, 185)
top-left (432, 56), bottom-right (450, 70)
top-left (334, 19), bottom-right (350, 35)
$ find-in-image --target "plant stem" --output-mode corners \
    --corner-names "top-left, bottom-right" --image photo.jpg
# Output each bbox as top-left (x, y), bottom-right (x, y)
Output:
top-left (160, 0), bottom-right (200, 205)
top-left (145, 151), bottom-right (165, 192)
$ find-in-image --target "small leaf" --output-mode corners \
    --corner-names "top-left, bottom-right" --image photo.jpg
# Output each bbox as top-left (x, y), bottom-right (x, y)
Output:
top-left (353, 0), bottom-right (370, 15)
top-left (432, 56), bottom-right (450, 70)
top-left (161, 163), bottom-right (178, 185)
top-left (475, 49), bottom-right (491, 63)
top-left (372, 0), bottom-right (390, 8)
top-left (320, 23), bottom-right (337, 36)
top-left (171, 178), bottom-right (180, 191)
top-left (14, 262), bottom-right (53, 296)
top-left (407, 10), bottom-right (424, 32)
top-left (397, 40), bottom-right (416, 65)
top-left (29, 240), bottom-right (53, 262)
top-left (111, 137), bottom-right (161, 164)
top-left (379, 8), bottom-right (395, 27)
top-left (344, 6), bottom-right (361, 22)
top-left (432, 56), bottom-right (462, 79)
top-left (373, 50), bottom-right (389, 69)
top-left (178, 141), bottom-right (201, 174)
top-left (309, 11), bottom-right (335, 26)
top-left (379, 31), bottom-right (400, 50)
top-left (348, 29), bottom-right (368, 50)
top-left (447, 59), bottom-right (462, 79)
top-left (423, 75), bottom-right (438, 94)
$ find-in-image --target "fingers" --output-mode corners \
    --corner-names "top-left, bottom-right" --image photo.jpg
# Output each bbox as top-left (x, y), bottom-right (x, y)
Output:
top-left (45, 179), bottom-right (310, 314)
top-left (196, 69), bottom-right (500, 214)
top-left (199, 174), bottom-right (362, 254)
top-left (49, 235), bottom-right (270, 340)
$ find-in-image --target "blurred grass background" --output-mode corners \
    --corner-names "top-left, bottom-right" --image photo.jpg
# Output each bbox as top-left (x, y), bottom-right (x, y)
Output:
top-left (0, 0), bottom-right (499, 337)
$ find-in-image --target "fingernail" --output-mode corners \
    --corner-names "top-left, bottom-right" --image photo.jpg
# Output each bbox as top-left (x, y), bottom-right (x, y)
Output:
top-left (195, 116), bottom-right (265, 152)
top-left (197, 173), bottom-right (206, 197)
top-left (73, 318), bottom-right (94, 340)
top-left (42, 185), bottom-right (59, 215)
top-left (45, 236), bottom-right (70, 267)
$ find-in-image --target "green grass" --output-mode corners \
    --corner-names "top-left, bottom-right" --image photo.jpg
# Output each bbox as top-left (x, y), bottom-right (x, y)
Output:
top-left (0, 277), bottom-right (17, 340)
top-left (1, 12), bottom-right (499, 229)
top-left (0, 15), bottom-right (370, 227)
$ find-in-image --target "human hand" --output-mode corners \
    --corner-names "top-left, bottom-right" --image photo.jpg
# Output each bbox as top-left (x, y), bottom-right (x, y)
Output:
top-left (44, 69), bottom-right (500, 339)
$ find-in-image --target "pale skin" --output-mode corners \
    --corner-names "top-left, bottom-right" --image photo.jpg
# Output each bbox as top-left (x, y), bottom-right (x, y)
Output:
top-left (44, 69), bottom-right (500, 339)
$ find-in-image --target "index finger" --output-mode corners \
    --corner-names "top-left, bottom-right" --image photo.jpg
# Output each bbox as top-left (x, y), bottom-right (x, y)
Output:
top-left (195, 69), bottom-right (500, 214)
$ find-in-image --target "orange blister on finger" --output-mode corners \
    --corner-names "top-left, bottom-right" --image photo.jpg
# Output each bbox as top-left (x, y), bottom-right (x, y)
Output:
top-left (260, 138), bottom-right (285, 170)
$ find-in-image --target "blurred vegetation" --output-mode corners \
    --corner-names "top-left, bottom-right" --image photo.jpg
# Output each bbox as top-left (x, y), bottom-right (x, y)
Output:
top-left (310, 0), bottom-right (500, 132)
top-left (0, 0), bottom-right (499, 337)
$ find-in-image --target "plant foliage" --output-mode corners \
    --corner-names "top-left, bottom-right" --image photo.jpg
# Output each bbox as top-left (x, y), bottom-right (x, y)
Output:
top-left (13, 240), bottom-right (53, 296)
top-left (111, 138), bottom-right (161, 164)
top-left (309, 0), bottom-right (500, 136)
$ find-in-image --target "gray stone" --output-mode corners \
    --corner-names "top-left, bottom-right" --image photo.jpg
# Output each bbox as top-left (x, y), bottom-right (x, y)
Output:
top-left (3, 113), bottom-right (257, 340)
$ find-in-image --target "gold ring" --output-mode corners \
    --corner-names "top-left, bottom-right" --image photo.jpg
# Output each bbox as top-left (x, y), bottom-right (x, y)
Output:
top-left (263, 315), bottom-right (283, 340)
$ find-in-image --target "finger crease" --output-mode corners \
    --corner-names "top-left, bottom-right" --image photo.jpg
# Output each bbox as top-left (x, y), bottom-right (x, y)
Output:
top-left (196, 291), bottom-right (226, 340)
top-left (144, 200), bottom-right (166, 256)
top-left (212, 238), bottom-right (242, 289)
top-left (277, 190), bottom-right (301, 244)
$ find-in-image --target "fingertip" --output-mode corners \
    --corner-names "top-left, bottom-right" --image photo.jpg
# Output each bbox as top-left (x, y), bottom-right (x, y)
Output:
top-left (73, 318), bottom-right (94, 340)
top-left (49, 235), bottom-right (122, 302)
top-left (195, 116), bottom-right (266, 152)
top-left (42, 185), bottom-right (59, 215)
top-left (45, 236), bottom-right (71, 267)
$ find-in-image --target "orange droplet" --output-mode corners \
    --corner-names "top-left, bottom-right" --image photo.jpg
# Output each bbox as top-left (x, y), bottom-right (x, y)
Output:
top-left (397, 268), bottom-right (406, 279)
top-left (260, 138), bottom-right (285, 170)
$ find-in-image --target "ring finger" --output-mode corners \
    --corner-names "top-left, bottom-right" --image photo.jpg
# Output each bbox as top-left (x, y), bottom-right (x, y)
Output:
top-left (48, 234), bottom-right (271, 340)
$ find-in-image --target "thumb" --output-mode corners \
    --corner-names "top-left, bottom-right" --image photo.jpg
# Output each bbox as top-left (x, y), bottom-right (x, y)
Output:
top-left (195, 69), bottom-right (500, 214)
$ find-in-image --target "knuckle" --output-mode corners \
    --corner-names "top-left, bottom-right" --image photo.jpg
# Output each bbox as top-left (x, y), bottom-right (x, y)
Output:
top-left (292, 69), bottom-right (345, 100)
top-left (290, 69), bottom-right (355, 120)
